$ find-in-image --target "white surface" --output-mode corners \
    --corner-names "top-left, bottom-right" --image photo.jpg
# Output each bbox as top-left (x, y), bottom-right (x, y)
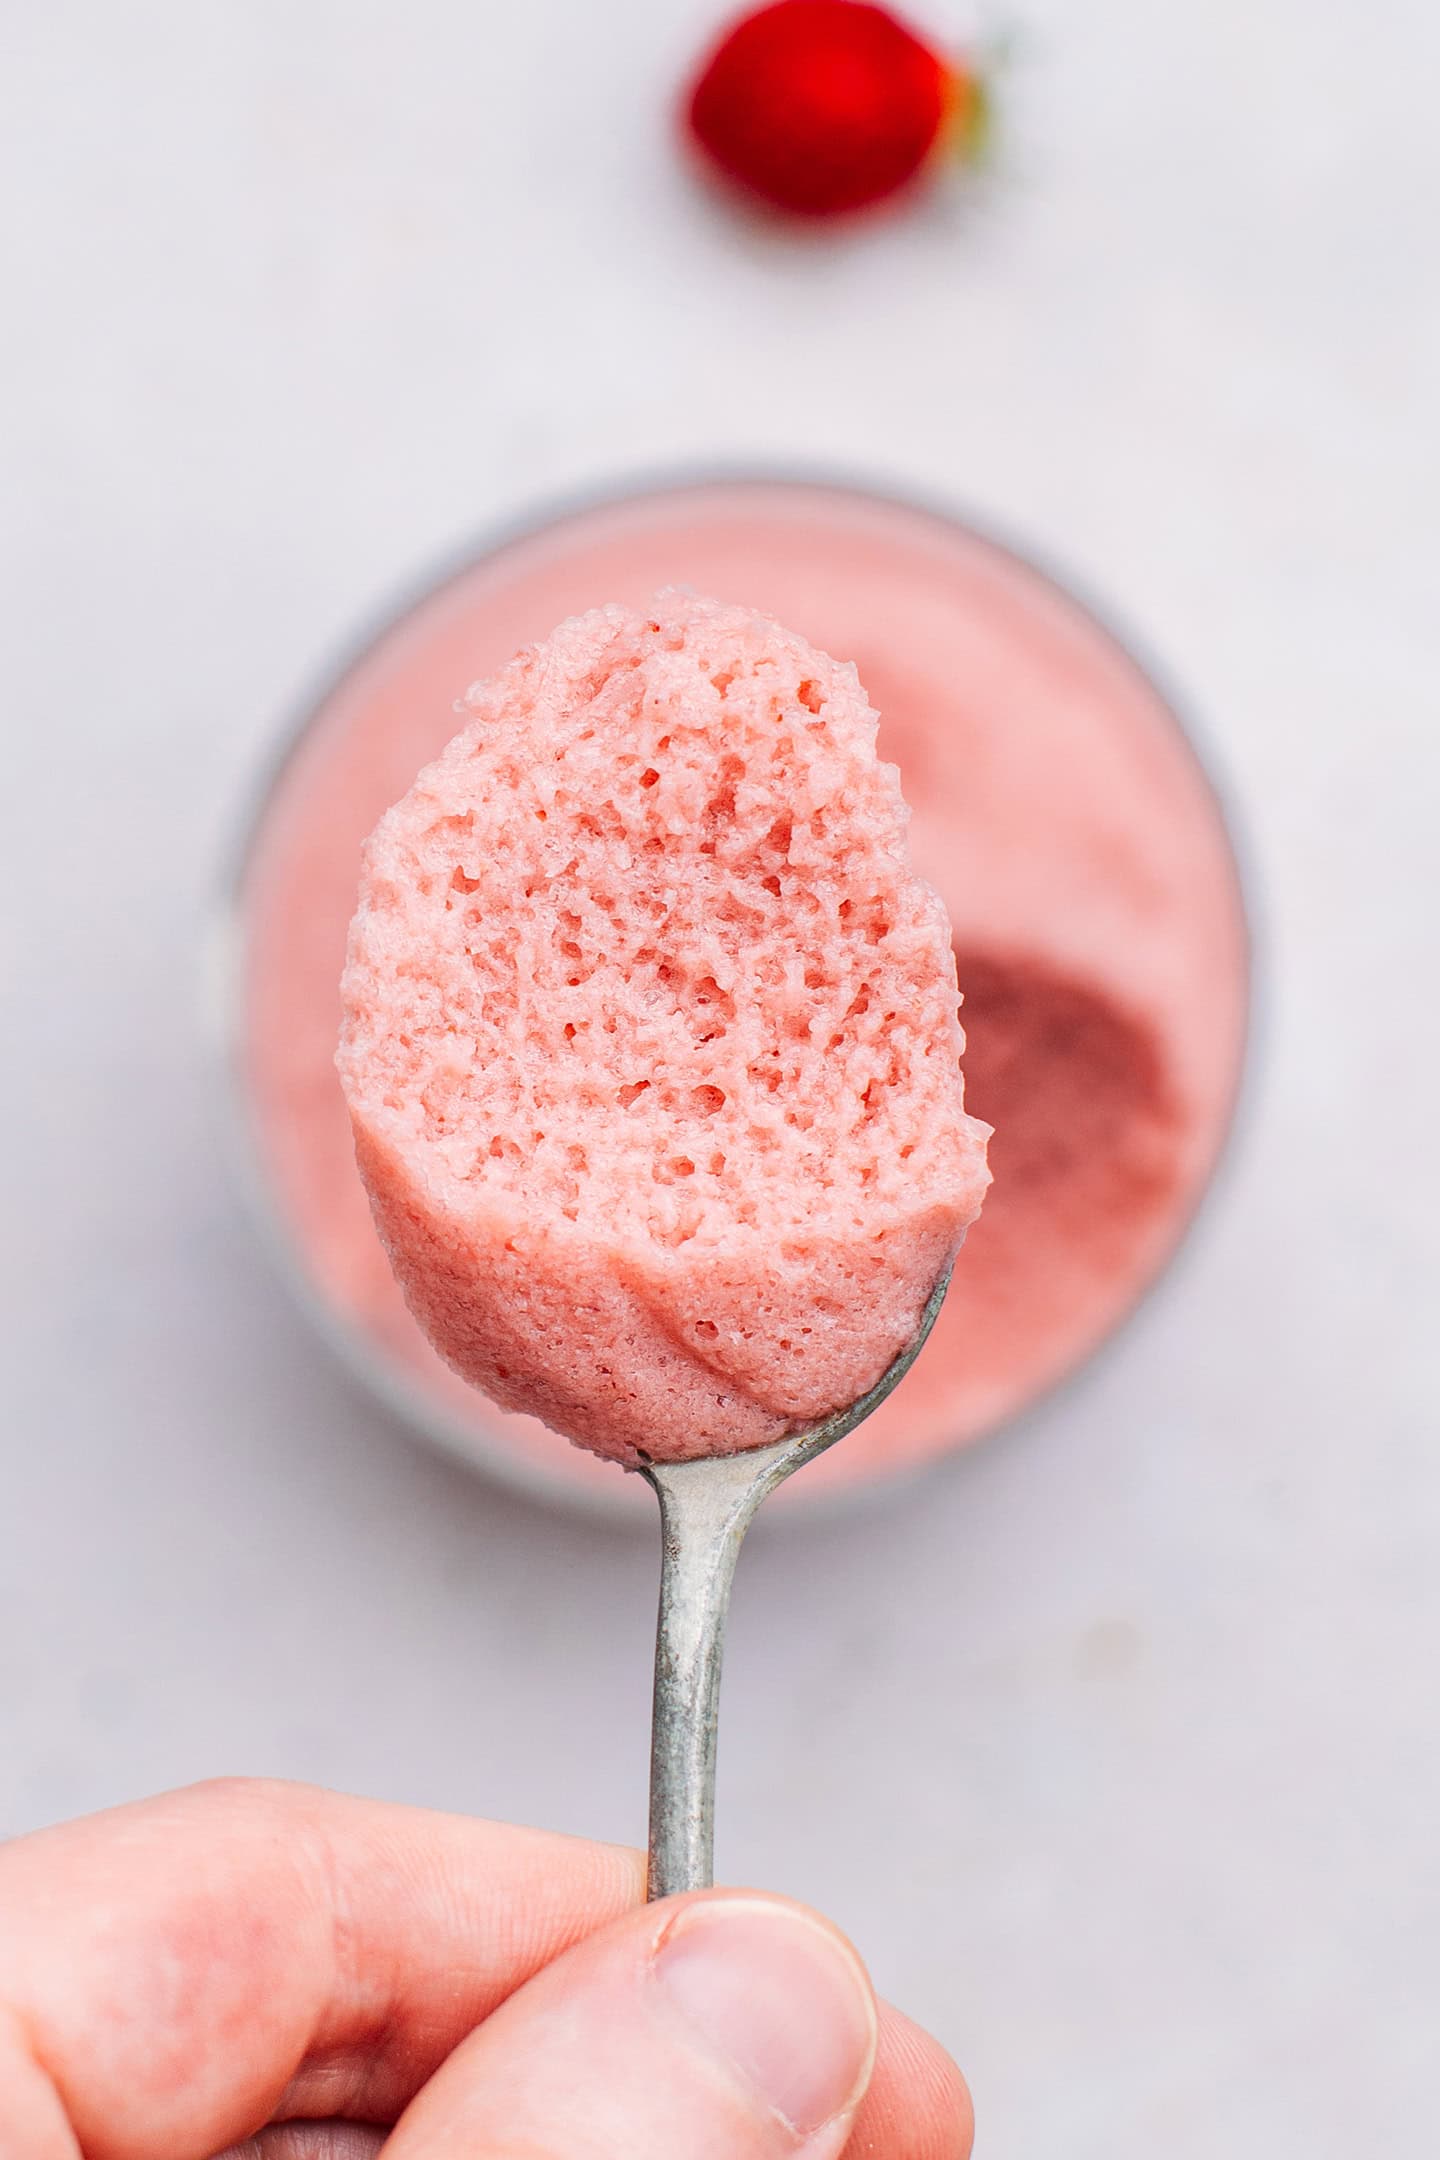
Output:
top-left (2, 3), bottom-right (1437, 2153)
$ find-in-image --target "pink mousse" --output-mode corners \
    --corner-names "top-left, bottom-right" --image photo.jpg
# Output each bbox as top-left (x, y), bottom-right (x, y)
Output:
top-left (237, 479), bottom-right (1248, 1507)
top-left (336, 595), bottom-right (991, 1465)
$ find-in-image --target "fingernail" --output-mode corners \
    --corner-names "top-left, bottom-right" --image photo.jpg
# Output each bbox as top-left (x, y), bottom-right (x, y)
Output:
top-left (652, 1897), bottom-right (878, 2138)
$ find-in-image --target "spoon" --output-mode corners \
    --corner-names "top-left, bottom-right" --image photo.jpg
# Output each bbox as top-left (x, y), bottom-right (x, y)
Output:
top-left (640, 1265), bottom-right (952, 1899)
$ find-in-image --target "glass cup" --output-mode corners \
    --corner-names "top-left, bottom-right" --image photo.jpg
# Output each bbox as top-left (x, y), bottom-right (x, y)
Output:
top-left (222, 473), bottom-right (1251, 1518)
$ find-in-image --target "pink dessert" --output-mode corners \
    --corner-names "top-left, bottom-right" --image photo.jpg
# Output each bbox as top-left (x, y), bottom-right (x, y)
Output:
top-left (235, 479), bottom-right (1248, 1508)
top-left (337, 596), bottom-right (990, 1465)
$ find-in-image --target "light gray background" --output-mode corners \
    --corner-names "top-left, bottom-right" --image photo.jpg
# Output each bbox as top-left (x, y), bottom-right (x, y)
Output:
top-left (3, 4), bottom-right (1436, 2154)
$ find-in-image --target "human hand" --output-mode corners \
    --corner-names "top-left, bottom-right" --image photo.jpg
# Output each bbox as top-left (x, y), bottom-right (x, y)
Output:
top-left (0, 1779), bottom-right (972, 2158)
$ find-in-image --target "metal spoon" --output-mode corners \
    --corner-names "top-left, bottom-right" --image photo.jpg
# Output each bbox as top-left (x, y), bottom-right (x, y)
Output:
top-left (640, 1265), bottom-right (952, 1900)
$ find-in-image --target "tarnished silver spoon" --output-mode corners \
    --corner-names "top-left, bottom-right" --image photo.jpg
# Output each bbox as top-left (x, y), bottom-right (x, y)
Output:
top-left (641, 1266), bottom-right (952, 1899)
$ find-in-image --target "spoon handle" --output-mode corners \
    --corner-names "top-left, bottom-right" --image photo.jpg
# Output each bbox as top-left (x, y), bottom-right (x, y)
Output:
top-left (642, 1439), bottom-right (792, 1899)
top-left (639, 1266), bottom-right (953, 1899)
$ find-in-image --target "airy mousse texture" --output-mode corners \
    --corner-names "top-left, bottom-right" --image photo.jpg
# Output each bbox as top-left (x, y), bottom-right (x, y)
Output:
top-left (337, 596), bottom-right (991, 1465)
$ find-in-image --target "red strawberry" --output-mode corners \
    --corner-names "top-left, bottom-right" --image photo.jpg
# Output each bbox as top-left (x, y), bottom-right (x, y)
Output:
top-left (685, 0), bottom-right (986, 219)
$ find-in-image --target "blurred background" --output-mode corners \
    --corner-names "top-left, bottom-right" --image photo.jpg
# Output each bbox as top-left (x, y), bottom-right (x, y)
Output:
top-left (2, 4), bottom-right (1436, 2155)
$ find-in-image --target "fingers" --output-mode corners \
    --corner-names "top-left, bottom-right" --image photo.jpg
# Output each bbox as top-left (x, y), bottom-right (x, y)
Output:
top-left (212, 2131), bottom-right (387, 2160)
top-left (385, 1889), bottom-right (878, 2159)
top-left (205, 2009), bottom-right (972, 2160)
top-left (0, 1778), bottom-right (642, 2160)
top-left (0, 1779), bottom-right (973, 2160)
top-left (847, 2005), bottom-right (975, 2160)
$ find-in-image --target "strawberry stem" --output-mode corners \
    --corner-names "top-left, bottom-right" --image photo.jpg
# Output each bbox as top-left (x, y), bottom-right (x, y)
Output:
top-left (941, 62), bottom-right (993, 168)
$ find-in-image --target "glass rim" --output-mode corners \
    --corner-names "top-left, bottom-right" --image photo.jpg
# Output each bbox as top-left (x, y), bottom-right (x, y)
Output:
top-left (211, 460), bottom-right (1261, 1524)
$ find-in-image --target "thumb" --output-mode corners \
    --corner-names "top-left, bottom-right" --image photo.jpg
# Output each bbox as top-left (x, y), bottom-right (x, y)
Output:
top-left (385, 1889), bottom-right (880, 2159)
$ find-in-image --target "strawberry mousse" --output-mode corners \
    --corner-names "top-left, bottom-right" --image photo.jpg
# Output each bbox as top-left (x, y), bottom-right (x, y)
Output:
top-left (336, 595), bottom-right (991, 1465)
top-left (235, 477), bottom-right (1248, 1508)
